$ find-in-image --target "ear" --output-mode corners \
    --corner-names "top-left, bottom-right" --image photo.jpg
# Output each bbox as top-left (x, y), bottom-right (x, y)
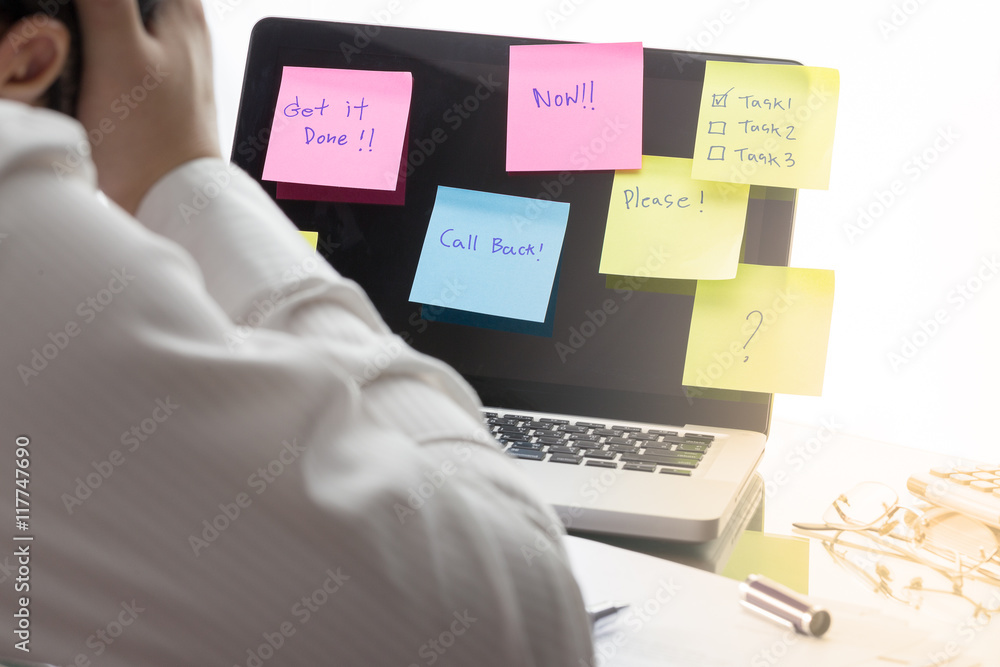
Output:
top-left (0, 15), bottom-right (70, 106)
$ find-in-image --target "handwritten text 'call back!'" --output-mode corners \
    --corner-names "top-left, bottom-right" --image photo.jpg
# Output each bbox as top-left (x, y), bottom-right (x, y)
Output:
top-left (439, 229), bottom-right (546, 260)
top-left (283, 96), bottom-right (376, 150)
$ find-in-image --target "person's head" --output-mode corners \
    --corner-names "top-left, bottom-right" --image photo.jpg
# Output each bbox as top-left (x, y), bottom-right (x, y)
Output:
top-left (0, 0), bottom-right (80, 114)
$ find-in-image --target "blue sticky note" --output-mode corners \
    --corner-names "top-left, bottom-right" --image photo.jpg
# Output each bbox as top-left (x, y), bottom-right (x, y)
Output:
top-left (421, 266), bottom-right (561, 337)
top-left (409, 186), bottom-right (570, 323)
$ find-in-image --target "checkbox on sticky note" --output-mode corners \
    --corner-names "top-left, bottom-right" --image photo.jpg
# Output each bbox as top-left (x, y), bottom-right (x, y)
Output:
top-left (711, 87), bottom-right (734, 107)
top-left (707, 146), bottom-right (726, 161)
top-left (708, 121), bottom-right (726, 135)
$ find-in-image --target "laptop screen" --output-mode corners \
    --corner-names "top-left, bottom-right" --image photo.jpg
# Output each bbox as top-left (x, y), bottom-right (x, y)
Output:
top-left (231, 18), bottom-right (798, 435)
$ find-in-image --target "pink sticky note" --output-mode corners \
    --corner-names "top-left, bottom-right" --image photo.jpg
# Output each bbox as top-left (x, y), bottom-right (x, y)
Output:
top-left (506, 42), bottom-right (643, 172)
top-left (262, 66), bottom-right (413, 191)
top-left (276, 120), bottom-right (409, 205)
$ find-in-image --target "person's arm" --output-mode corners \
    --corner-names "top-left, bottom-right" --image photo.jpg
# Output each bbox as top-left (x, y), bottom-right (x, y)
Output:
top-left (0, 143), bottom-right (591, 665)
top-left (0, 1), bottom-right (594, 666)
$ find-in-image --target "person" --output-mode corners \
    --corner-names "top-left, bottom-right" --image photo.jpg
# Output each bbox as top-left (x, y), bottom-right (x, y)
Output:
top-left (0, 1), bottom-right (595, 665)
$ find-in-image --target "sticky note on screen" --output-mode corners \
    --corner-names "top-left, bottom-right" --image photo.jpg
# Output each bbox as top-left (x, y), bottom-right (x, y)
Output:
top-left (262, 66), bottom-right (413, 191)
top-left (506, 42), bottom-right (643, 172)
top-left (420, 267), bottom-right (560, 337)
top-left (691, 61), bottom-right (839, 189)
top-left (299, 231), bottom-right (319, 250)
top-left (599, 156), bottom-right (750, 280)
top-left (409, 186), bottom-right (569, 323)
top-left (276, 119), bottom-right (409, 205)
top-left (682, 264), bottom-right (835, 396)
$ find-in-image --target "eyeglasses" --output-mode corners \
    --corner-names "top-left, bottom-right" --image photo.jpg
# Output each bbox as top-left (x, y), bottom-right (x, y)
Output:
top-left (793, 482), bottom-right (1000, 620)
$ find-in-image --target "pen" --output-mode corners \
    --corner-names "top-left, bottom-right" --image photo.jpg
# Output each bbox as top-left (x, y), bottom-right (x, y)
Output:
top-left (587, 602), bottom-right (629, 629)
top-left (739, 575), bottom-right (830, 638)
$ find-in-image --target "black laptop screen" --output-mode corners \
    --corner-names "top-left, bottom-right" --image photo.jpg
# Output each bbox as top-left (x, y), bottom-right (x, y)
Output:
top-left (231, 18), bottom-right (798, 434)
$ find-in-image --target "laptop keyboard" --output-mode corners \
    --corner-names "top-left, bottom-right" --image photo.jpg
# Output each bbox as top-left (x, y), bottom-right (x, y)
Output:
top-left (484, 412), bottom-right (714, 476)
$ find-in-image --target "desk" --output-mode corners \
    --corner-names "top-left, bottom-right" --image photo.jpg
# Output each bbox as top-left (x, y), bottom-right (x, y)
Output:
top-left (569, 419), bottom-right (1000, 664)
top-left (757, 420), bottom-right (948, 599)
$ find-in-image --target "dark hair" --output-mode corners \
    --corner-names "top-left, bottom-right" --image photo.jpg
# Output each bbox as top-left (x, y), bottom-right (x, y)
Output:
top-left (0, 0), bottom-right (81, 115)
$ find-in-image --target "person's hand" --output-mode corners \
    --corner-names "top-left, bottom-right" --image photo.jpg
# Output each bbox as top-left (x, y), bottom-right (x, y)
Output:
top-left (74, 0), bottom-right (221, 214)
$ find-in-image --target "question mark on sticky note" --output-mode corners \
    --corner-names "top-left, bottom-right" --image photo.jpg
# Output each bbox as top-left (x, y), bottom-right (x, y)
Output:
top-left (743, 310), bottom-right (763, 362)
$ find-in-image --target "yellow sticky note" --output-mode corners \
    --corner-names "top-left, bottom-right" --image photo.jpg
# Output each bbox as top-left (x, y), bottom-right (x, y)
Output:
top-left (599, 156), bottom-right (750, 280)
top-left (692, 61), bottom-right (839, 190)
top-left (721, 531), bottom-right (811, 595)
top-left (299, 230), bottom-right (319, 250)
top-left (683, 264), bottom-right (834, 396)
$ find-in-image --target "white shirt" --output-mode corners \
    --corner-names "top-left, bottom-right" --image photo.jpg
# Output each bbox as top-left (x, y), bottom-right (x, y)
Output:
top-left (0, 100), bottom-right (593, 667)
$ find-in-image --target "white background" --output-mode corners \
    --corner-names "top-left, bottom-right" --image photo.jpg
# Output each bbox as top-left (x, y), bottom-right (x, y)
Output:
top-left (205, 0), bottom-right (1000, 463)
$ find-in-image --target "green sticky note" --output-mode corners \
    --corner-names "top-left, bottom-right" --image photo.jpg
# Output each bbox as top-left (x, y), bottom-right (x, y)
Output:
top-left (599, 156), bottom-right (750, 280)
top-left (692, 61), bottom-right (840, 190)
top-left (299, 230), bottom-right (319, 250)
top-left (683, 264), bottom-right (835, 396)
top-left (722, 530), bottom-right (811, 595)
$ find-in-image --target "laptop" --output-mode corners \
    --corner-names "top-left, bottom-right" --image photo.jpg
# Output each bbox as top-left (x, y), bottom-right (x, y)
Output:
top-left (231, 17), bottom-right (799, 542)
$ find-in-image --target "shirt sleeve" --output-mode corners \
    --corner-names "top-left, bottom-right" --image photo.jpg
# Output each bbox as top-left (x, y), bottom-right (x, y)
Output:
top-left (0, 104), bottom-right (594, 667)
